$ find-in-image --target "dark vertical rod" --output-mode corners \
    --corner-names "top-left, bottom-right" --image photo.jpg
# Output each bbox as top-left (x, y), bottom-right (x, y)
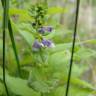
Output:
top-left (8, 20), bottom-right (21, 77)
top-left (3, 30), bottom-right (9, 96)
top-left (65, 0), bottom-right (80, 96)
top-left (1, 0), bottom-right (21, 77)
top-left (2, 0), bottom-right (10, 95)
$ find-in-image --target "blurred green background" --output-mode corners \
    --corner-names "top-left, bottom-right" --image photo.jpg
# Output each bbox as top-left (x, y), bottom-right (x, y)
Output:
top-left (0, 0), bottom-right (96, 96)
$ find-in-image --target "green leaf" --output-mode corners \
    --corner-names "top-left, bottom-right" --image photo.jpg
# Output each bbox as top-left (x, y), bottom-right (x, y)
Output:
top-left (49, 50), bottom-right (71, 67)
top-left (0, 67), bottom-right (40, 96)
top-left (47, 43), bottom-right (72, 54)
top-left (30, 80), bottom-right (50, 93)
top-left (48, 7), bottom-right (68, 15)
top-left (82, 39), bottom-right (96, 44)
top-left (48, 39), bottom-right (96, 54)
top-left (48, 50), bottom-right (71, 80)
top-left (74, 48), bottom-right (96, 61)
top-left (28, 67), bottom-right (51, 93)
top-left (45, 29), bottom-right (72, 43)
top-left (49, 85), bottom-right (94, 96)
top-left (71, 63), bottom-right (88, 77)
top-left (67, 77), bottom-right (94, 90)
top-left (50, 76), bottom-right (95, 96)
top-left (9, 8), bottom-right (33, 21)
top-left (6, 76), bottom-right (40, 96)
top-left (19, 30), bottom-right (35, 48)
top-left (16, 21), bottom-right (35, 47)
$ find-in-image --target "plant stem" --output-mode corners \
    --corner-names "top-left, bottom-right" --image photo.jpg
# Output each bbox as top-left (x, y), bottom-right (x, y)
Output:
top-left (1, 0), bottom-right (21, 77)
top-left (8, 20), bottom-right (21, 77)
top-left (65, 0), bottom-right (80, 96)
top-left (2, 0), bottom-right (10, 95)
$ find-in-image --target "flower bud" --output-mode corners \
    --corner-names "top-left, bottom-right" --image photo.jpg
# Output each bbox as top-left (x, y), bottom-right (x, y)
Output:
top-left (38, 26), bottom-right (53, 34)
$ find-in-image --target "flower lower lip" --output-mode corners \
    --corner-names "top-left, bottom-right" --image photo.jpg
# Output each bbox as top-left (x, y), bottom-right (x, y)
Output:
top-left (42, 39), bottom-right (55, 48)
top-left (32, 39), bottom-right (55, 51)
top-left (32, 40), bottom-right (42, 49)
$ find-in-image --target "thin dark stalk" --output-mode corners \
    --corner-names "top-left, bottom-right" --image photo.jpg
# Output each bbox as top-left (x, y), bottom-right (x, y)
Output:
top-left (8, 20), bottom-right (21, 77)
top-left (2, 0), bottom-right (10, 95)
top-left (1, 0), bottom-right (21, 77)
top-left (3, 30), bottom-right (9, 96)
top-left (65, 0), bottom-right (80, 96)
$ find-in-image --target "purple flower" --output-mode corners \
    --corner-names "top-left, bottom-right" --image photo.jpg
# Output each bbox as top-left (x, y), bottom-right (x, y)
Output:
top-left (32, 40), bottom-right (43, 51)
top-left (47, 26), bottom-right (53, 32)
top-left (32, 39), bottom-right (55, 52)
top-left (38, 26), bottom-right (53, 34)
top-left (42, 39), bottom-right (55, 48)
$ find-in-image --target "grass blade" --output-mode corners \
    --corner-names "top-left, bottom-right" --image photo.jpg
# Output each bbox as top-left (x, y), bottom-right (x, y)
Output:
top-left (8, 20), bottom-right (21, 76)
top-left (1, 0), bottom-right (21, 77)
top-left (2, 0), bottom-right (10, 95)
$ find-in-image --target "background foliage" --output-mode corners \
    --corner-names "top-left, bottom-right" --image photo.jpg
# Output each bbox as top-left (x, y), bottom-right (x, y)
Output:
top-left (0, 0), bottom-right (96, 96)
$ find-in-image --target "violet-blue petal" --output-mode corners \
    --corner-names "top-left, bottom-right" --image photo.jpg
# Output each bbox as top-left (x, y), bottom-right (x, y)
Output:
top-left (42, 39), bottom-right (55, 48)
top-left (47, 26), bottom-right (53, 32)
top-left (32, 40), bottom-right (42, 50)
top-left (38, 26), bottom-right (53, 34)
top-left (42, 39), bottom-right (51, 46)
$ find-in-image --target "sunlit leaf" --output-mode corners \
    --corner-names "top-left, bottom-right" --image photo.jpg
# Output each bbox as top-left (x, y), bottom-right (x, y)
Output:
top-left (48, 7), bottom-right (68, 15)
